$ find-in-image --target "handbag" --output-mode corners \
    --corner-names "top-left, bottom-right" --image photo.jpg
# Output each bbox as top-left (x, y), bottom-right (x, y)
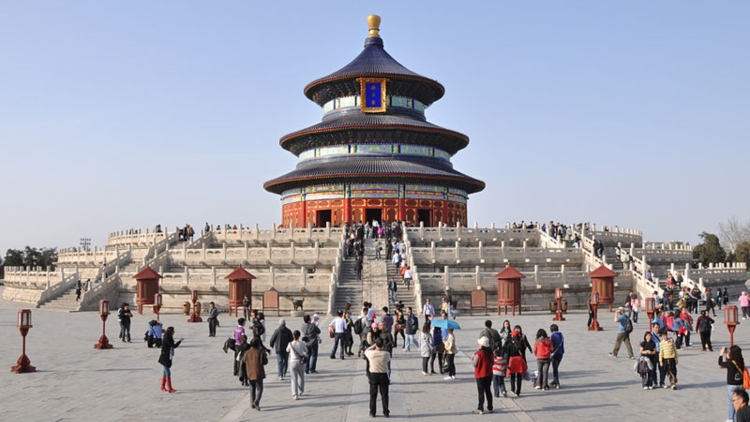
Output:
top-left (731, 361), bottom-right (750, 389)
top-left (328, 326), bottom-right (335, 339)
top-left (291, 342), bottom-right (307, 365)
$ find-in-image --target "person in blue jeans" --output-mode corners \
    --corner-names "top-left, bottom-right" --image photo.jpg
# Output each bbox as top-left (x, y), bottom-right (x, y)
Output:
top-left (302, 314), bottom-right (321, 374)
top-left (329, 310), bottom-right (347, 360)
top-left (549, 324), bottom-right (565, 388)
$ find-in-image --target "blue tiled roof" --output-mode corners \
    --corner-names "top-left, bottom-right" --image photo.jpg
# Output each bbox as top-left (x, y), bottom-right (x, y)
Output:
top-left (304, 36), bottom-right (445, 106)
top-left (264, 156), bottom-right (485, 194)
top-left (280, 111), bottom-right (469, 155)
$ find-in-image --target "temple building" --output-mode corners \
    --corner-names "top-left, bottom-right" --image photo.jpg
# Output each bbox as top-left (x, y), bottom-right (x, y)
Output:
top-left (264, 15), bottom-right (485, 228)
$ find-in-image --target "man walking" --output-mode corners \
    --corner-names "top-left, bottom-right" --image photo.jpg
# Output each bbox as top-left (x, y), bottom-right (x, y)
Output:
top-left (329, 310), bottom-right (347, 360)
top-left (365, 338), bottom-right (391, 418)
top-left (270, 318), bottom-right (293, 380)
top-left (609, 307), bottom-right (634, 359)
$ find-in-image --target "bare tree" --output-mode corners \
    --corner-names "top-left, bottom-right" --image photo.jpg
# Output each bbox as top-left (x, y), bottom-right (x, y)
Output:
top-left (718, 216), bottom-right (750, 253)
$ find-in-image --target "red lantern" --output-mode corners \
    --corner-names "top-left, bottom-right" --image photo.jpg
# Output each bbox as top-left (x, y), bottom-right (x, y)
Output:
top-left (644, 297), bottom-right (655, 321)
top-left (553, 288), bottom-right (565, 321)
top-left (11, 309), bottom-right (35, 373)
top-left (153, 293), bottom-right (163, 322)
top-left (94, 300), bottom-right (113, 349)
top-left (725, 305), bottom-right (740, 346)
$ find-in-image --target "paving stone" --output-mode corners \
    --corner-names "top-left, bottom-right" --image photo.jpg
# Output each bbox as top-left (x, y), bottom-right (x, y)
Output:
top-left (0, 288), bottom-right (743, 421)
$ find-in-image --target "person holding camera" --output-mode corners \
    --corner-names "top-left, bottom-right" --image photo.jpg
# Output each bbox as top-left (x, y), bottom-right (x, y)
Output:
top-left (158, 326), bottom-right (183, 393)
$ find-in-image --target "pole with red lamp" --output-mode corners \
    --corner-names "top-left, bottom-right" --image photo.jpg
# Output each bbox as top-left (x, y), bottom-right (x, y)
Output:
top-left (11, 309), bottom-right (36, 373)
top-left (153, 293), bottom-right (162, 322)
top-left (589, 291), bottom-right (603, 331)
top-left (724, 305), bottom-right (739, 346)
top-left (188, 290), bottom-right (202, 323)
top-left (644, 297), bottom-right (655, 322)
top-left (553, 288), bottom-right (565, 321)
top-left (94, 300), bottom-right (113, 349)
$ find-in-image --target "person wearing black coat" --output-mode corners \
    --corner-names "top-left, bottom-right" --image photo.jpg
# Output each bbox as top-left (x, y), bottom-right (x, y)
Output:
top-left (158, 326), bottom-right (183, 393)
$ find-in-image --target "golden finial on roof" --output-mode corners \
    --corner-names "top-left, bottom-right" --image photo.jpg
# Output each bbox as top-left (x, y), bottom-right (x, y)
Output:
top-left (367, 14), bottom-right (381, 38)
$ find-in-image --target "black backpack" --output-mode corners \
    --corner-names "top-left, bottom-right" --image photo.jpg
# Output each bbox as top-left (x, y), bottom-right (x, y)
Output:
top-left (699, 317), bottom-right (712, 333)
top-left (624, 316), bottom-right (633, 333)
top-left (354, 317), bottom-right (364, 335)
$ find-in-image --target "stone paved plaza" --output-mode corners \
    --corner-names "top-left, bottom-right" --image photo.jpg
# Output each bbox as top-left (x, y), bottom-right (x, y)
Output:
top-left (0, 287), bottom-right (745, 421)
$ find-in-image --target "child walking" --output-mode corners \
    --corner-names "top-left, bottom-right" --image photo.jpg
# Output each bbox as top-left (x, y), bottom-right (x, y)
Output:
top-left (492, 346), bottom-right (508, 397)
top-left (658, 332), bottom-right (678, 390)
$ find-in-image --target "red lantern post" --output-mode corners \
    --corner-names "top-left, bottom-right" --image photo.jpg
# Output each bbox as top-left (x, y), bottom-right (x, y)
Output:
top-left (188, 289), bottom-right (202, 323)
top-left (644, 297), bottom-right (655, 322)
top-left (724, 305), bottom-right (740, 346)
top-left (153, 293), bottom-right (163, 322)
top-left (589, 291), bottom-right (603, 331)
top-left (94, 300), bottom-right (113, 349)
top-left (11, 309), bottom-right (36, 373)
top-left (553, 288), bottom-right (565, 321)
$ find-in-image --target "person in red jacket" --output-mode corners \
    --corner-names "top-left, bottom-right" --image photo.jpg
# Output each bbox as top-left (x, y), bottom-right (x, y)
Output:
top-left (472, 337), bottom-right (494, 414)
top-left (534, 328), bottom-right (553, 390)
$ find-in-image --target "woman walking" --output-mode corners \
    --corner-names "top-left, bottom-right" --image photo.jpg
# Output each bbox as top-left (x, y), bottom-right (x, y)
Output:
top-left (443, 328), bottom-right (457, 380)
top-left (639, 332), bottom-right (657, 389)
top-left (533, 328), bottom-right (552, 390)
top-left (499, 320), bottom-right (512, 347)
top-left (472, 337), bottom-right (494, 414)
top-left (419, 322), bottom-right (434, 375)
top-left (244, 337), bottom-right (268, 411)
top-left (718, 345), bottom-right (745, 421)
top-left (393, 308), bottom-right (406, 349)
top-left (430, 326), bottom-right (444, 374)
top-left (507, 329), bottom-right (528, 396)
top-left (157, 326), bottom-right (183, 393)
top-left (287, 330), bottom-right (308, 400)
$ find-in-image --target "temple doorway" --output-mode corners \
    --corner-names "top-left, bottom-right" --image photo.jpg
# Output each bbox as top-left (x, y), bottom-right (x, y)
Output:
top-left (365, 208), bottom-right (382, 226)
top-left (316, 210), bottom-right (331, 228)
top-left (417, 209), bottom-right (431, 226)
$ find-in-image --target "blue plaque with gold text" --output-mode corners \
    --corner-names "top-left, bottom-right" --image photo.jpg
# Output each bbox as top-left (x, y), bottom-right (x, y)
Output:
top-left (358, 78), bottom-right (387, 113)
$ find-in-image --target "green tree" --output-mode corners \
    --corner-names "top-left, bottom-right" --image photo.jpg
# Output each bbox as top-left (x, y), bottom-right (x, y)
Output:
top-left (3, 247), bottom-right (58, 269)
top-left (693, 232), bottom-right (727, 266)
top-left (733, 241), bottom-right (750, 269)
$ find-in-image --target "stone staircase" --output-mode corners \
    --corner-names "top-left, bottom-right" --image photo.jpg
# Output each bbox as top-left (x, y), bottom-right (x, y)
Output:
top-left (333, 257), bottom-right (362, 313)
top-left (387, 260), bottom-right (416, 313)
top-left (39, 285), bottom-right (81, 312)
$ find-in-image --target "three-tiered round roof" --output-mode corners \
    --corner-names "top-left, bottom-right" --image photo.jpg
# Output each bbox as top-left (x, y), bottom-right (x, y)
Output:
top-left (264, 15), bottom-right (485, 228)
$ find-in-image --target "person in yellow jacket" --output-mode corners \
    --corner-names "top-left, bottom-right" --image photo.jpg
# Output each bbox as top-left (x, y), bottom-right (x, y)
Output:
top-left (659, 332), bottom-right (679, 390)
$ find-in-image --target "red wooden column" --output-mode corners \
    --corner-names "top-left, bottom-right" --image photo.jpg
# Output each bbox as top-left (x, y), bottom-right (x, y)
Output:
top-left (589, 265), bottom-right (617, 312)
top-left (225, 266), bottom-right (256, 317)
top-left (133, 266), bottom-right (162, 315)
top-left (494, 265), bottom-right (525, 316)
top-left (344, 184), bottom-right (352, 224)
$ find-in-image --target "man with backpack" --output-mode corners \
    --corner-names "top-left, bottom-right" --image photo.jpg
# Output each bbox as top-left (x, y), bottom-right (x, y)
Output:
top-left (479, 320), bottom-right (502, 351)
top-left (609, 307), bottom-right (635, 359)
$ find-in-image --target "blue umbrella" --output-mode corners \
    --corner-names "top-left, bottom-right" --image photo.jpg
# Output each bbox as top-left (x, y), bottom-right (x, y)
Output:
top-left (430, 318), bottom-right (461, 330)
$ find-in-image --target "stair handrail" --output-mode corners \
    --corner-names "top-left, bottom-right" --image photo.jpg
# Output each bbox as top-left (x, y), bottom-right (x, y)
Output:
top-left (79, 273), bottom-right (122, 311)
top-left (328, 229), bottom-right (348, 316)
top-left (538, 227), bottom-right (565, 249)
top-left (36, 271), bottom-right (79, 308)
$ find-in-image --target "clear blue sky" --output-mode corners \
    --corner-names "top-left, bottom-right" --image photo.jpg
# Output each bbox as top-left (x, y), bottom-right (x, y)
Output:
top-left (1, 2), bottom-right (748, 254)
